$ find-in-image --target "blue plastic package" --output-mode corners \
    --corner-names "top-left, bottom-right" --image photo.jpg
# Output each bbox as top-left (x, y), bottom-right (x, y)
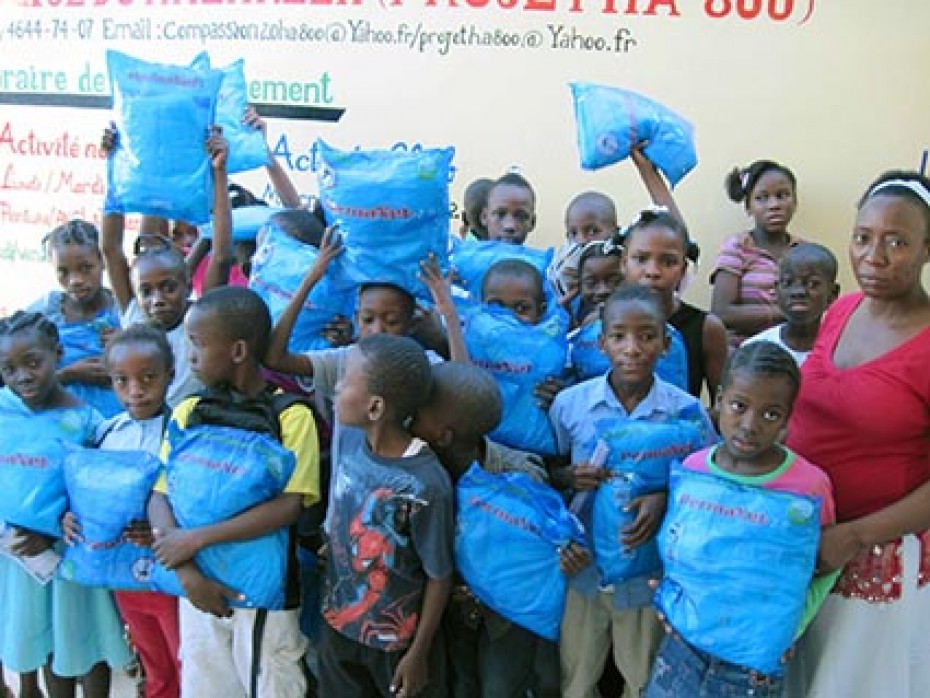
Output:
top-left (570, 82), bottom-right (697, 187)
top-left (455, 464), bottom-right (585, 640)
top-left (106, 50), bottom-right (223, 224)
top-left (248, 221), bottom-right (353, 353)
top-left (199, 204), bottom-right (282, 242)
top-left (149, 422), bottom-right (296, 609)
top-left (654, 464), bottom-right (821, 675)
top-left (0, 415), bottom-right (69, 537)
top-left (590, 416), bottom-right (707, 586)
top-left (57, 318), bottom-right (123, 418)
top-left (451, 239), bottom-right (555, 301)
top-left (460, 301), bottom-right (568, 455)
top-left (60, 447), bottom-right (162, 590)
top-left (316, 140), bottom-right (454, 303)
top-left (214, 59), bottom-right (270, 173)
top-left (569, 320), bottom-right (690, 391)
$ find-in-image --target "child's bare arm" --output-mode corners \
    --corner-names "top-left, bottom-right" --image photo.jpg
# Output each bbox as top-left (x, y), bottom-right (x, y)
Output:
top-left (711, 273), bottom-right (784, 336)
top-left (202, 127), bottom-right (233, 293)
top-left (265, 227), bottom-right (344, 376)
top-left (702, 313), bottom-right (729, 401)
top-left (99, 125), bottom-right (133, 313)
top-left (244, 106), bottom-right (302, 208)
top-left (631, 145), bottom-right (686, 228)
top-left (419, 253), bottom-right (469, 363)
top-left (152, 492), bottom-right (302, 570)
top-left (391, 574), bottom-right (451, 697)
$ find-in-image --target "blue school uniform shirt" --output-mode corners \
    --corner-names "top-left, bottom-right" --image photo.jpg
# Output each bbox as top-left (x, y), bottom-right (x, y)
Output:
top-left (548, 373), bottom-right (716, 609)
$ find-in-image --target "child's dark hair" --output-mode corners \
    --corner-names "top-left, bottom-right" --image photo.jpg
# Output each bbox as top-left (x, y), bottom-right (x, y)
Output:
top-left (566, 191), bottom-right (618, 225)
top-left (194, 286), bottom-right (272, 361)
top-left (42, 219), bottom-right (101, 260)
top-left (0, 311), bottom-right (60, 351)
top-left (269, 209), bottom-right (326, 248)
top-left (725, 160), bottom-right (797, 205)
top-left (858, 170), bottom-right (930, 239)
top-left (622, 208), bottom-right (700, 263)
top-left (105, 323), bottom-right (174, 373)
top-left (482, 259), bottom-right (545, 303)
top-left (600, 283), bottom-right (666, 326)
top-left (429, 362), bottom-right (502, 439)
top-left (577, 233), bottom-right (624, 276)
top-left (359, 282), bottom-right (417, 318)
top-left (780, 242), bottom-right (839, 281)
top-left (463, 178), bottom-right (494, 236)
top-left (131, 239), bottom-right (189, 281)
top-left (489, 172), bottom-right (536, 204)
top-left (357, 334), bottom-right (432, 422)
top-left (722, 341), bottom-right (801, 401)
top-left (228, 183), bottom-right (266, 210)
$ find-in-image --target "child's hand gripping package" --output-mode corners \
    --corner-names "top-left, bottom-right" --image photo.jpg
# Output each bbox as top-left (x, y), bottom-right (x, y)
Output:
top-left (460, 302), bottom-right (568, 455)
top-left (316, 140), bottom-right (454, 303)
top-left (570, 82), bottom-right (697, 187)
top-left (57, 318), bottom-right (124, 418)
top-left (654, 464), bottom-right (821, 676)
top-left (150, 420), bottom-right (297, 609)
top-left (591, 412), bottom-right (706, 586)
top-left (0, 414), bottom-right (71, 538)
top-left (455, 464), bottom-right (585, 640)
top-left (249, 220), bottom-right (353, 352)
top-left (60, 447), bottom-right (162, 590)
top-left (105, 50), bottom-right (223, 224)
top-left (451, 240), bottom-right (554, 301)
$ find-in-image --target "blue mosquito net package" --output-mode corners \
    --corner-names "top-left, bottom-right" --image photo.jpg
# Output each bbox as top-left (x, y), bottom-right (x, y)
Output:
top-left (571, 82), bottom-right (697, 187)
top-left (455, 464), bottom-right (585, 641)
top-left (654, 465), bottom-right (822, 676)
top-left (57, 318), bottom-right (123, 418)
top-left (0, 415), bottom-right (69, 537)
top-left (60, 447), bottom-right (162, 590)
top-left (214, 59), bottom-right (270, 173)
top-left (149, 422), bottom-right (296, 609)
top-left (568, 320), bottom-right (690, 391)
top-left (591, 416), bottom-right (706, 586)
top-left (451, 240), bottom-right (554, 301)
top-left (460, 302), bottom-right (568, 455)
top-left (316, 140), bottom-right (454, 303)
top-left (199, 205), bottom-right (281, 242)
top-left (249, 220), bottom-right (352, 352)
top-left (106, 50), bottom-right (223, 224)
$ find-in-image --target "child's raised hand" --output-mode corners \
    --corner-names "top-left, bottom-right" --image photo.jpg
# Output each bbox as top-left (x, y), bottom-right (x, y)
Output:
top-left (621, 491), bottom-right (668, 549)
top-left (242, 105), bottom-right (267, 139)
top-left (558, 541), bottom-right (591, 577)
top-left (322, 314), bottom-right (354, 347)
top-left (391, 645), bottom-right (429, 698)
top-left (534, 376), bottom-right (566, 411)
top-left (178, 567), bottom-right (243, 618)
top-left (306, 225), bottom-right (344, 287)
top-left (206, 126), bottom-right (228, 172)
top-left (100, 122), bottom-right (118, 156)
top-left (418, 253), bottom-right (454, 310)
top-left (61, 511), bottom-right (82, 546)
top-left (10, 527), bottom-right (55, 557)
top-left (571, 464), bottom-right (611, 491)
top-left (123, 519), bottom-right (154, 548)
top-left (152, 527), bottom-right (203, 569)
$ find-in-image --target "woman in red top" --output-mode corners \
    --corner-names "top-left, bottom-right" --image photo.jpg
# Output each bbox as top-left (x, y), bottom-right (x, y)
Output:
top-left (786, 171), bottom-right (930, 697)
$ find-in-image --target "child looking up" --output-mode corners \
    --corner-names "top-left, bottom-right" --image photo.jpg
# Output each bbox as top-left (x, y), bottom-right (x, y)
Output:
top-left (744, 243), bottom-right (839, 365)
top-left (646, 341), bottom-right (836, 698)
top-left (0, 311), bottom-right (130, 698)
top-left (712, 160), bottom-right (803, 346)
top-left (412, 361), bottom-right (588, 698)
top-left (63, 324), bottom-right (181, 698)
top-left (29, 219), bottom-right (122, 417)
top-left (482, 173), bottom-right (537, 245)
top-left (147, 287), bottom-right (320, 698)
top-left (321, 334), bottom-right (453, 698)
top-left (548, 285), bottom-right (716, 698)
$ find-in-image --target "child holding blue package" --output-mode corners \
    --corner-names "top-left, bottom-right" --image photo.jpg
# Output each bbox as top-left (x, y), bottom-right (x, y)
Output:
top-left (62, 323), bottom-right (181, 698)
top-left (645, 341), bottom-right (837, 697)
top-left (0, 311), bottom-right (130, 698)
top-left (548, 285), bottom-right (716, 698)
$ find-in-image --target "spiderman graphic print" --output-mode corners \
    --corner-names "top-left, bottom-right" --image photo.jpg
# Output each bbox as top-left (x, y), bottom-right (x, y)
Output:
top-left (323, 428), bottom-right (454, 651)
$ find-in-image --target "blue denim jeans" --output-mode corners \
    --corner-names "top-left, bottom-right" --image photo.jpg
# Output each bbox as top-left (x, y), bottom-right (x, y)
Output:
top-left (645, 634), bottom-right (785, 698)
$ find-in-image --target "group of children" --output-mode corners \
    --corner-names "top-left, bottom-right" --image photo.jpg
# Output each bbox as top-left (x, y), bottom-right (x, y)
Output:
top-left (0, 113), bottom-right (858, 698)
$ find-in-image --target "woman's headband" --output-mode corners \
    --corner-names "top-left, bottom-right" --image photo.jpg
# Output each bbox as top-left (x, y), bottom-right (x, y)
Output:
top-left (869, 179), bottom-right (930, 209)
